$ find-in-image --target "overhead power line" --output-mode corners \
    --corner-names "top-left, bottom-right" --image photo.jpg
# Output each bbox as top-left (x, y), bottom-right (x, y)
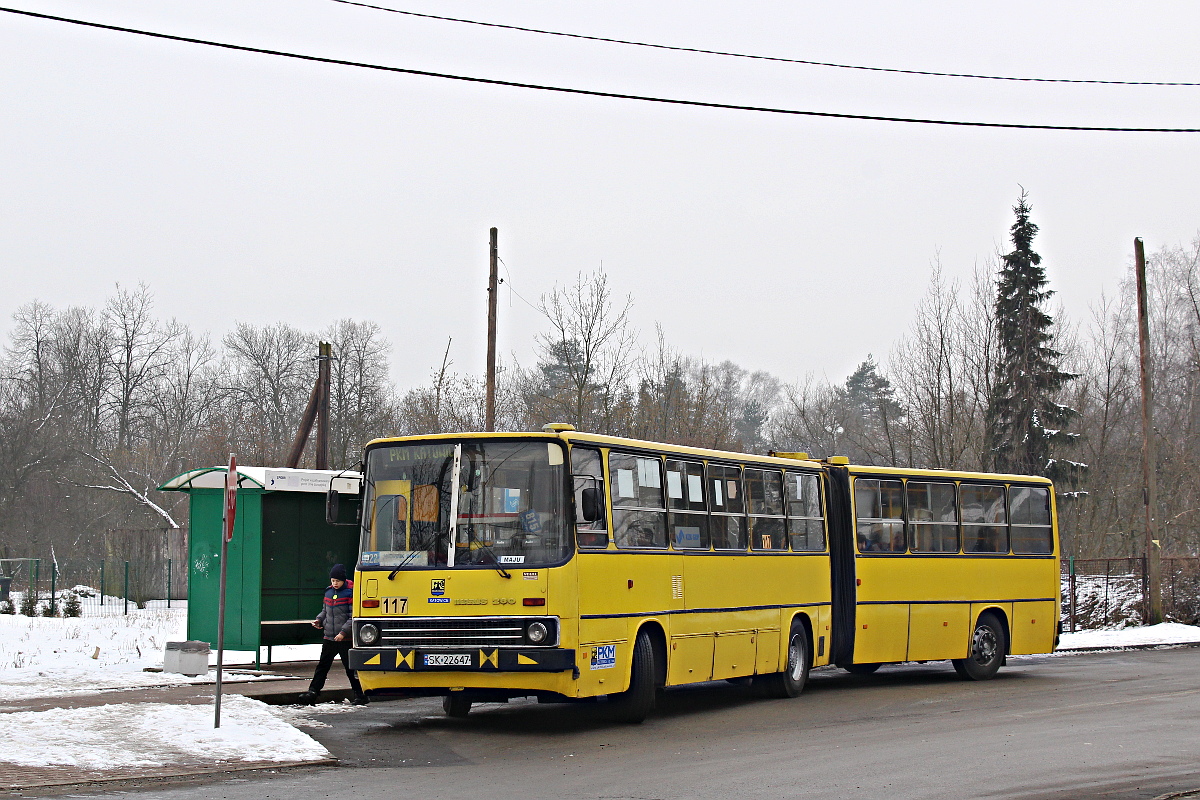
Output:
top-left (2, 6), bottom-right (1198, 133)
top-left (329, 0), bottom-right (1200, 88)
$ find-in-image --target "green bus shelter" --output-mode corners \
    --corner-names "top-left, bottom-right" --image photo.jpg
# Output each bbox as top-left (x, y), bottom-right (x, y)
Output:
top-left (159, 466), bottom-right (361, 661)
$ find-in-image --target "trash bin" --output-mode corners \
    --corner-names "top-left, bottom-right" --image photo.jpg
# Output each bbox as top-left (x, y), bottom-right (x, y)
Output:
top-left (164, 640), bottom-right (211, 676)
top-left (0, 577), bottom-right (10, 602)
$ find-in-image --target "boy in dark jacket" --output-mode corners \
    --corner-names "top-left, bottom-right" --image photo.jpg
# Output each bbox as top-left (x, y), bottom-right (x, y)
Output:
top-left (298, 564), bottom-right (367, 705)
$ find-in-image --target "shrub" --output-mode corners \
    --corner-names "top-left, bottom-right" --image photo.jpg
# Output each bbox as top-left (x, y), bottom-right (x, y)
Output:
top-left (62, 591), bottom-right (82, 618)
top-left (19, 592), bottom-right (38, 616)
top-left (0, 599), bottom-right (14, 614)
top-left (41, 597), bottom-right (59, 617)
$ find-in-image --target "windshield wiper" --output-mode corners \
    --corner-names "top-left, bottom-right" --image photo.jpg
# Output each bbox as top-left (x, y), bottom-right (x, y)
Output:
top-left (387, 549), bottom-right (423, 580)
top-left (468, 533), bottom-right (512, 579)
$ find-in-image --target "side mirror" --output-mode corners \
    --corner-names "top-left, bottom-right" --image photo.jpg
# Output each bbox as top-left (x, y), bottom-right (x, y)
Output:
top-left (325, 488), bottom-right (340, 526)
top-left (580, 487), bottom-right (603, 523)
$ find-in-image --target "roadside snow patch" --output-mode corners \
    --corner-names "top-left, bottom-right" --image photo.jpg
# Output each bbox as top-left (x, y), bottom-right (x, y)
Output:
top-left (0, 695), bottom-right (330, 768)
top-left (1058, 622), bottom-right (1200, 650)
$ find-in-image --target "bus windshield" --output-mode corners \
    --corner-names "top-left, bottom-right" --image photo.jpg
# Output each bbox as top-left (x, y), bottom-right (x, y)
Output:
top-left (359, 440), bottom-right (571, 570)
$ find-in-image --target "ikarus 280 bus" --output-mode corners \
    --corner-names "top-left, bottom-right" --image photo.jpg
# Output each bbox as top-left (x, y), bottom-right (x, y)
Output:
top-left (342, 425), bottom-right (1059, 722)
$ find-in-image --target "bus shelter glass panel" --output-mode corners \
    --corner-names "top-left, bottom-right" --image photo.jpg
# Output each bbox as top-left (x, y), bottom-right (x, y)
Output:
top-left (855, 478), bottom-right (906, 553)
top-left (961, 484), bottom-right (1008, 553)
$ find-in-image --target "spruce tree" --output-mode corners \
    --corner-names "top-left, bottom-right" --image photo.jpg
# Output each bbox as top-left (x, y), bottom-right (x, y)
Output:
top-left (987, 191), bottom-right (1079, 477)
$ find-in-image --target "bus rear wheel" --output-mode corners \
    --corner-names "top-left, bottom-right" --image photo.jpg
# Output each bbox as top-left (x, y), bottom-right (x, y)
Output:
top-left (608, 630), bottom-right (657, 724)
top-left (443, 694), bottom-right (472, 717)
top-left (754, 624), bottom-right (809, 698)
top-left (953, 613), bottom-right (1005, 681)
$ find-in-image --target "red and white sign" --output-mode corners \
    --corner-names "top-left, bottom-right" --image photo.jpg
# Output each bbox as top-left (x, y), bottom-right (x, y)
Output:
top-left (223, 454), bottom-right (238, 543)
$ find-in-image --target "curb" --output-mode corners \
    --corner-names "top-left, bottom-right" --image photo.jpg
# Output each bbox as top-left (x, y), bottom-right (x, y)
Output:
top-left (2, 758), bottom-right (338, 793)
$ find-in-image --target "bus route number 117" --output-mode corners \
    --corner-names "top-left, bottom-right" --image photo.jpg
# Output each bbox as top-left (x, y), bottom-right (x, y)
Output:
top-left (382, 597), bottom-right (408, 614)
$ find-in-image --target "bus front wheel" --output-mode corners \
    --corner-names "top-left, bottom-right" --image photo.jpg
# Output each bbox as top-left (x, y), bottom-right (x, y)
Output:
top-left (608, 630), bottom-right (657, 724)
top-left (953, 613), bottom-right (1005, 681)
top-left (443, 694), bottom-right (472, 717)
top-left (754, 623), bottom-right (809, 699)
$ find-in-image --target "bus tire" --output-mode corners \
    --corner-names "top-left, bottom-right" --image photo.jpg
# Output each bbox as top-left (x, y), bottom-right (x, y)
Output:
top-left (845, 662), bottom-right (881, 676)
top-left (443, 694), bottom-right (472, 717)
top-left (754, 623), bottom-right (809, 699)
top-left (953, 612), bottom-right (1005, 681)
top-left (608, 631), bottom-right (656, 724)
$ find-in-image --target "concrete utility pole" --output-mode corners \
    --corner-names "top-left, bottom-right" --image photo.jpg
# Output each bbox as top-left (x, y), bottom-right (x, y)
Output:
top-left (485, 227), bottom-right (499, 432)
top-left (315, 341), bottom-right (332, 470)
top-left (1134, 238), bottom-right (1163, 624)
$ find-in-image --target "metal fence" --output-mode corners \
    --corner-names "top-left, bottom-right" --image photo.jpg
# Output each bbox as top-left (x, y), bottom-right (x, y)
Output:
top-left (0, 556), bottom-right (184, 617)
top-left (1061, 557), bottom-right (1200, 631)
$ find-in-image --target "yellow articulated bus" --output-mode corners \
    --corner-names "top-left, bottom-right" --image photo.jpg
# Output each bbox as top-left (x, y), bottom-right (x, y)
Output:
top-left (344, 426), bottom-right (1059, 722)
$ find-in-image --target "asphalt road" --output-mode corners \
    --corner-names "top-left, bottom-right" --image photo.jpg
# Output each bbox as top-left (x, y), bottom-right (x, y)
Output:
top-left (58, 647), bottom-right (1200, 800)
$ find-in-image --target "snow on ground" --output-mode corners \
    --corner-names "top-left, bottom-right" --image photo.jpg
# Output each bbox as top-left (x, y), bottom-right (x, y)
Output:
top-left (0, 695), bottom-right (330, 768)
top-left (0, 603), bottom-right (312, 701)
top-left (1058, 621), bottom-right (1200, 650)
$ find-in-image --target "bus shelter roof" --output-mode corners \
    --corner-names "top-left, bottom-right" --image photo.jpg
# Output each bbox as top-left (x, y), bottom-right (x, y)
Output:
top-left (158, 466), bottom-right (361, 493)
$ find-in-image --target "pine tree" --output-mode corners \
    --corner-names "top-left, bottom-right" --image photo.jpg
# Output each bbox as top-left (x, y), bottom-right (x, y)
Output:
top-left (986, 191), bottom-right (1079, 477)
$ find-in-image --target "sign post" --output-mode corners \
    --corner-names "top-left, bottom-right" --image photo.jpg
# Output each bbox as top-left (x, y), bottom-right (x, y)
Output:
top-left (214, 454), bottom-right (237, 728)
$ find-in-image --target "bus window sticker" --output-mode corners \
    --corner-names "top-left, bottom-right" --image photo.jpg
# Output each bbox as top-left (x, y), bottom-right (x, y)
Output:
top-left (667, 470), bottom-right (683, 499)
top-left (617, 469), bottom-right (636, 498)
top-left (637, 458), bottom-right (661, 488)
top-left (687, 474), bottom-right (703, 503)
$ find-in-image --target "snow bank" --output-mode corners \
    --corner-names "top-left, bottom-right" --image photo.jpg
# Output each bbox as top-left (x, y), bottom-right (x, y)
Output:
top-left (0, 695), bottom-right (330, 768)
top-left (0, 606), bottom-right (307, 701)
top-left (1058, 622), bottom-right (1200, 650)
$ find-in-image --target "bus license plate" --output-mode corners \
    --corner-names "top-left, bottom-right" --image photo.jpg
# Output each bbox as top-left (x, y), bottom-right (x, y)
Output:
top-left (424, 653), bottom-right (472, 667)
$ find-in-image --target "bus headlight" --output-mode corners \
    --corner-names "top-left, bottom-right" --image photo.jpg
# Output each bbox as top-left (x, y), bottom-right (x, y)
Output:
top-left (359, 623), bottom-right (379, 645)
top-left (526, 621), bottom-right (549, 645)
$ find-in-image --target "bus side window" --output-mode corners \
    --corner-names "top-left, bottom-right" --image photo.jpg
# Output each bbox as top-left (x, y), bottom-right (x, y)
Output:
top-left (747, 469), bottom-right (786, 550)
top-left (1010, 486), bottom-right (1053, 554)
top-left (709, 463), bottom-right (747, 550)
top-left (666, 459), bottom-right (708, 549)
top-left (855, 478), bottom-right (905, 553)
top-left (572, 447), bottom-right (608, 548)
top-left (907, 481), bottom-right (959, 553)
top-left (786, 472), bottom-right (825, 551)
top-left (961, 484), bottom-right (1008, 553)
top-left (609, 452), bottom-right (667, 549)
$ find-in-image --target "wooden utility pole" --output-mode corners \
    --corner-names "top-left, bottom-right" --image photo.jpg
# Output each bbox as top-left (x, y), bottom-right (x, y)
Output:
top-left (285, 341), bottom-right (333, 469)
top-left (485, 227), bottom-right (499, 431)
top-left (1134, 238), bottom-right (1163, 624)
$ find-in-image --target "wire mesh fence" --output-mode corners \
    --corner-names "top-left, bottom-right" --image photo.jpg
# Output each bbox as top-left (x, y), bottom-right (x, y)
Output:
top-left (1061, 557), bottom-right (1200, 630)
top-left (0, 556), bottom-right (185, 617)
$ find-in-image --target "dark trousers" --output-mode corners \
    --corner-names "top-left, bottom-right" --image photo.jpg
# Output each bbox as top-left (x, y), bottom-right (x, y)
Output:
top-left (309, 638), bottom-right (364, 697)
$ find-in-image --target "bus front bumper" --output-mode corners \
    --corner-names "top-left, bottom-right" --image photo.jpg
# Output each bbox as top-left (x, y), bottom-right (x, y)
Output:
top-left (350, 647), bottom-right (576, 673)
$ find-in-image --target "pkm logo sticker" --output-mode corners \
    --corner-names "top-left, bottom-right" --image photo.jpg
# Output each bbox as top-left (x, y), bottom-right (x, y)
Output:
top-left (430, 578), bottom-right (446, 596)
top-left (590, 644), bottom-right (616, 670)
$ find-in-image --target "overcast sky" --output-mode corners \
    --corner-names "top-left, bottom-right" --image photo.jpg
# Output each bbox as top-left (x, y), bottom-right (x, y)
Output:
top-left (2, 0), bottom-right (1199, 391)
